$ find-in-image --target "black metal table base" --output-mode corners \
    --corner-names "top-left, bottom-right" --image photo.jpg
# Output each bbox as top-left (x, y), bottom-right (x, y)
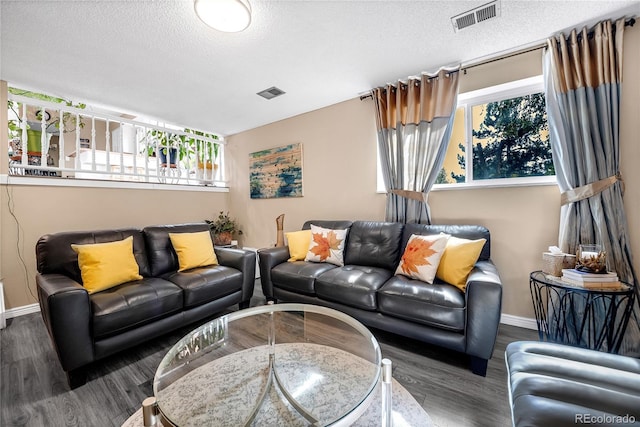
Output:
top-left (529, 271), bottom-right (635, 353)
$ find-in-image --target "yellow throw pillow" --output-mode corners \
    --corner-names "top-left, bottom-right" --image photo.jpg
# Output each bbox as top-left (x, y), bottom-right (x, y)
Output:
top-left (286, 230), bottom-right (312, 262)
top-left (436, 236), bottom-right (487, 292)
top-left (169, 231), bottom-right (218, 272)
top-left (71, 236), bottom-right (142, 294)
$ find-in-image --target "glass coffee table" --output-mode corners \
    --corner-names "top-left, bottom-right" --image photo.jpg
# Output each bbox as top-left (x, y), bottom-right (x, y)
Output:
top-left (152, 303), bottom-right (383, 426)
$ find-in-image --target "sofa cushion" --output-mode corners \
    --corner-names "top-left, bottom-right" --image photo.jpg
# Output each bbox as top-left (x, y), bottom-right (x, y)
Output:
top-left (169, 231), bottom-right (218, 271)
top-left (271, 262), bottom-right (338, 295)
top-left (436, 236), bottom-right (487, 291)
top-left (71, 236), bottom-right (143, 294)
top-left (36, 228), bottom-right (150, 282)
top-left (378, 276), bottom-right (466, 331)
top-left (401, 224), bottom-right (491, 261)
top-left (285, 229), bottom-right (312, 261)
top-left (302, 220), bottom-right (353, 231)
top-left (315, 265), bottom-right (393, 311)
top-left (305, 225), bottom-right (349, 266)
top-left (165, 265), bottom-right (243, 308)
top-left (395, 233), bottom-right (449, 284)
top-left (91, 277), bottom-right (183, 339)
top-left (144, 223), bottom-right (210, 276)
top-left (344, 221), bottom-right (403, 271)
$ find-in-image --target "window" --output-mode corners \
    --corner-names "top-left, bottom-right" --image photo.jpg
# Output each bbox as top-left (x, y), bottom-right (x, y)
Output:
top-left (377, 76), bottom-right (555, 192)
top-left (436, 75), bottom-right (554, 186)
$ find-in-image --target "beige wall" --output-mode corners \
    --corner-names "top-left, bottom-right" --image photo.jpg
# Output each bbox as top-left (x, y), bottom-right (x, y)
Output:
top-left (226, 97), bottom-right (384, 248)
top-left (227, 25), bottom-right (640, 320)
top-left (0, 185), bottom-right (229, 309)
top-left (621, 23), bottom-right (640, 295)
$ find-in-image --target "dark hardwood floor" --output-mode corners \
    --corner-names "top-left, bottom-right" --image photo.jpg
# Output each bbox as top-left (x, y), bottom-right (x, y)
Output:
top-left (1, 281), bottom-right (538, 427)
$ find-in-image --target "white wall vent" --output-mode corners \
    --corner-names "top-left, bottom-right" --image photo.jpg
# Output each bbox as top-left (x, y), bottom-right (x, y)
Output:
top-left (451, 1), bottom-right (501, 32)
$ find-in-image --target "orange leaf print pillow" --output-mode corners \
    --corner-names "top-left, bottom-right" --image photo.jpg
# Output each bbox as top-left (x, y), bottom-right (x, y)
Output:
top-left (395, 234), bottom-right (450, 284)
top-left (304, 224), bottom-right (348, 266)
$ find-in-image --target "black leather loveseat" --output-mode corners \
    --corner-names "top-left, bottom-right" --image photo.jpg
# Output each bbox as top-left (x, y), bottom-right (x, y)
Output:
top-left (259, 220), bottom-right (503, 376)
top-left (36, 223), bottom-right (255, 388)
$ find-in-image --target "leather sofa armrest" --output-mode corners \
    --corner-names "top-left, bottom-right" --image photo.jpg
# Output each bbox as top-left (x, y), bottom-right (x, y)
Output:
top-left (215, 248), bottom-right (256, 303)
top-left (257, 246), bottom-right (290, 300)
top-left (464, 260), bottom-right (503, 361)
top-left (36, 273), bottom-right (94, 372)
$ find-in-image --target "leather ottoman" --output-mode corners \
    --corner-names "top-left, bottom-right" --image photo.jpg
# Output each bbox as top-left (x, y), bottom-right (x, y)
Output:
top-left (506, 341), bottom-right (640, 427)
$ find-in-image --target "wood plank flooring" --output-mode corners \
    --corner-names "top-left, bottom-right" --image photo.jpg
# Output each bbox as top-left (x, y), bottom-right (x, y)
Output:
top-left (1, 281), bottom-right (538, 427)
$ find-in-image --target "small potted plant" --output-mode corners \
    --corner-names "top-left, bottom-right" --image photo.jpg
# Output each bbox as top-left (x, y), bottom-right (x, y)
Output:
top-left (7, 87), bottom-right (85, 156)
top-left (184, 129), bottom-right (220, 179)
top-left (142, 130), bottom-right (187, 167)
top-left (206, 211), bottom-right (242, 246)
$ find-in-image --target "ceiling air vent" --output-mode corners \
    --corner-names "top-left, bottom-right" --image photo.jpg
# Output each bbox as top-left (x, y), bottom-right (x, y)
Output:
top-left (257, 86), bottom-right (286, 100)
top-left (451, 0), bottom-right (501, 33)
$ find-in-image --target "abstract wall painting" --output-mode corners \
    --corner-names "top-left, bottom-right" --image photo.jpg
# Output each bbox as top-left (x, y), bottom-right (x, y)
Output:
top-left (249, 143), bottom-right (303, 199)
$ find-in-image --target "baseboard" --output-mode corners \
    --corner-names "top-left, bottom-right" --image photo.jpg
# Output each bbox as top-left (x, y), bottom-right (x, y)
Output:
top-left (3, 303), bottom-right (40, 321)
top-left (500, 313), bottom-right (537, 330)
top-left (0, 282), bottom-right (5, 329)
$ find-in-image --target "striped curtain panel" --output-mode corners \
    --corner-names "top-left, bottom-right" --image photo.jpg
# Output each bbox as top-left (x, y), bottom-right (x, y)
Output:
top-left (543, 18), bottom-right (639, 355)
top-left (373, 69), bottom-right (459, 224)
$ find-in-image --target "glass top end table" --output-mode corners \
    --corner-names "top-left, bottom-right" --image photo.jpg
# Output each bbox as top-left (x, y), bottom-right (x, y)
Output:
top-left (529, 270), bottom-right (635, 354)
top-left (153, 303), bottom-right (382, 426)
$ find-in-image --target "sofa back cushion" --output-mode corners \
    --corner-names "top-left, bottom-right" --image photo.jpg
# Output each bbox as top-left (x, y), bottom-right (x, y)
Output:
top-left (302, 220), bottom-right (353, 231)
top-left (143, 223), bottom-right (211, 277)
top-left (345, 221), bottom-right (403, 270)
top-left (401, 224), bottom-right (491, 261)
top-left (36, 228), bottom-right (149, 282)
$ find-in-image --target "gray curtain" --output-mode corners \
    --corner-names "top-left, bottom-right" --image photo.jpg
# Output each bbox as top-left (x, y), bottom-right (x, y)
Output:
top-left (373, 68), bottom-right (459, 223)
top-left (543, 18), bottom-right (638, 354)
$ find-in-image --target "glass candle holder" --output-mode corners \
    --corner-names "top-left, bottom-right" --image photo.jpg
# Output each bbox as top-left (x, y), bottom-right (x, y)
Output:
top-left (576, 244), bottom-right (607, 273)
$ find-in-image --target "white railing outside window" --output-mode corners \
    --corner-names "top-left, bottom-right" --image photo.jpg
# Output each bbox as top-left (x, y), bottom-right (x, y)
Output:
top-left (7, 92), bottom-right (226, 187)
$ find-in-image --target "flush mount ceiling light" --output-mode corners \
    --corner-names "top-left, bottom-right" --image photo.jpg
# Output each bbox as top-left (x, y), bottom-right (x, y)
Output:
top-left (194, 0), bottom-right (252, 33)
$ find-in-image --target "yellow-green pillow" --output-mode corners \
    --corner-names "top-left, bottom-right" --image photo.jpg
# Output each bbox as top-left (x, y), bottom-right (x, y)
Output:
top-left (286, 229), bottom-right (312, 262)
top-left (169, 231), bottom-right (218, 272)
top-left (71, 236), bottom-right (142, 294)
top-left (436, 236), bottom-right (487, 292)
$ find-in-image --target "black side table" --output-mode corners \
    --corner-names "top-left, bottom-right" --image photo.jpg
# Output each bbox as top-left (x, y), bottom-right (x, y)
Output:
top-left (529, 270), bottom-right (635, 353)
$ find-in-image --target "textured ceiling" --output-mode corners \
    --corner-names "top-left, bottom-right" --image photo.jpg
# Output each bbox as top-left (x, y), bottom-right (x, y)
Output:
top-left (1, 0), bottom-right (639, 136)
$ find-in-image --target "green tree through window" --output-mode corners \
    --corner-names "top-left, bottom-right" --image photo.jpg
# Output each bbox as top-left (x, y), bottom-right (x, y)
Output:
top-left (386, 77), bottom-right (555, 190)
top-left (471, 93), bottom-right (553, 180)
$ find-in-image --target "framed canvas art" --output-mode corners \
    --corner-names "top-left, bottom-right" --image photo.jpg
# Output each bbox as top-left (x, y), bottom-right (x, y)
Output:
top-left (250, 143), bottom-right (303, 199)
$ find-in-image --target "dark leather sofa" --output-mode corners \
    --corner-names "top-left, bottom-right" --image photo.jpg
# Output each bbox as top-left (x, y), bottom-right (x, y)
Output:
top-left (36, 223), bottom-right (255, 388)
top-left (506, 341), bottom-right (640, 426)
top-left (258, 220), bottom-right (503, 375)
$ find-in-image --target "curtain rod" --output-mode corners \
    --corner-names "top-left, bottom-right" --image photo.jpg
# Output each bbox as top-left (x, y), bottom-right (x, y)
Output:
top-left (360, 17), bottom-right (635, 101)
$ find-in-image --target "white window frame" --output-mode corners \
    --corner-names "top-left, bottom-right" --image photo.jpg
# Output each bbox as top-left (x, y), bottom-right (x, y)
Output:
top-left (376, 75), bottom-right (557, 193)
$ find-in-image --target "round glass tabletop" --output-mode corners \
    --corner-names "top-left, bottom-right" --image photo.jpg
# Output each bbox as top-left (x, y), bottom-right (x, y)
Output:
top-left (153, 303), bottom-right (382, 426)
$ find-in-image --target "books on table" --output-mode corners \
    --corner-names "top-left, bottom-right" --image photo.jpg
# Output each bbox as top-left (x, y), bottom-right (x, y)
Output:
top-left (561, 269), bottom-right (618, 282)
top-left (560, 269), bottom-right (622, 289)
